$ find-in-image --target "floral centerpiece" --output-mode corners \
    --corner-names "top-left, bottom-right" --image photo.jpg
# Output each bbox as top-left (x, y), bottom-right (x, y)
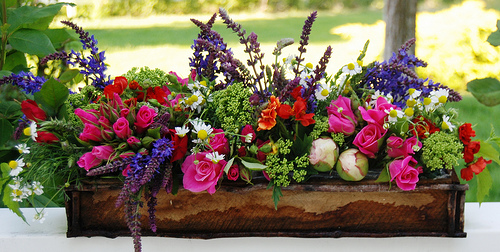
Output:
top-left (1, 8), bottom-right (498, 252)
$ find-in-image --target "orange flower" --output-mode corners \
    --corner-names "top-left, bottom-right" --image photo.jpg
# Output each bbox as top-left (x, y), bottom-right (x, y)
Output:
top-left (257, 96), bottom-right (281, 131)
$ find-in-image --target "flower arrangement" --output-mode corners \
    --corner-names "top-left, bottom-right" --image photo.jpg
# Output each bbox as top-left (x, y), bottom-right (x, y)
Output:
top-left (1, 8), bottom-right (499, 252)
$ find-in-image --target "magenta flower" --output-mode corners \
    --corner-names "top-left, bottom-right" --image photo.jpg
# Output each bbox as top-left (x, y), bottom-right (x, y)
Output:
top-left (181, 152), bottom-right (226, 194)
top-left (326, 95), bottom-right (357, 135)
top-left (387, 135), bottom-right (422, 158)
top-left (75, 108), bottom-right (99, 125)
top-left (227, 164), bottom-right (240, 181)
top-left (389, 156), bottom-right (422, 191)
top-left (127, 136), bottom-right (141, 148)
top-left (91, 145), bottom-right (115, 160)
top-left (113, 117), bottom-right (132, 139)
top-left (80, 123), bottom-right (104, 142)
top-left (209, 129), bottom-right (229, 155)
top-left (353, 124), bottom-right (387, 158)
top-left (358, 96), bottom-right (397, 127)
top-left (77, 152), bottom-right (102, 171)
top-left (240, 124), bottom-right (256, 143)
top-left (134, 105), bottom-right (157, 133)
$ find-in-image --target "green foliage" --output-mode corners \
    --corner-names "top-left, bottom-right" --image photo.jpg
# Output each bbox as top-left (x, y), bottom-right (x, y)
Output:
top-left (123, 67), bottom-right (170, 87)
top-left (467, 78), bottom-right (500, 107)
top-left (476, 167), bottom-right (493, 203)
top-left (33, 78), bottom-right (69, 119)
top-left (487, 20), bottom-right (500, 46)
top-left (0, 163), bottom-right (26, 222)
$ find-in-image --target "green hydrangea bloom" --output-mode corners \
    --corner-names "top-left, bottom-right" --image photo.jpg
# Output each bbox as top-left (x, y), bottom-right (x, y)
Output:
top-left (265, 139), bottom-right (309, 187)
top-left (207, 82), bottom-right (254, 133)
top-left (421, 131), bottom-right (463, 171)
top-left (310, 115), bottom-right (329, 139)
top-left (123, 67), bottom-right (170, 88)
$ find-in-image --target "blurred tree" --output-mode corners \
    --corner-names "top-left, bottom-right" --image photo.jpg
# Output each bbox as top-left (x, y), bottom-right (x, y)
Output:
top-left (383, 0), bottom-right (417, 60)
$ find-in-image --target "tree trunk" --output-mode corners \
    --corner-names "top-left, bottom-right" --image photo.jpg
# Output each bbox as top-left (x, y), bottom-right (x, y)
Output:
top-left (383, 0), bottom-right (418, 60)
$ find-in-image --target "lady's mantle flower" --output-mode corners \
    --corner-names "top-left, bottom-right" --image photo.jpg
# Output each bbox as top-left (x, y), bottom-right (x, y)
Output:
top-left (315, 82), bottom-right (331, 101)
top-left (9, 158), bottom-right (25, 176)
top-left (341, 60), bottom-right (362, 75)
top-left (441, 115), bottom-right (455, 132)
top-left (206, 151), bottom-right (225, 164)
top-left (15, 143), bottom-right (30, 154)
top-left (175, 125), bottom-right (190, 137)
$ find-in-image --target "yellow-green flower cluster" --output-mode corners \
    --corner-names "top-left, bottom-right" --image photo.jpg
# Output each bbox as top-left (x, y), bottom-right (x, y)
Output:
top-left (265, 139), bottom-right (308, 187)
top-left (310, 115), bottom-right (329, 139)
top-left (123, 66), bottom-right (170, 87)
top-left (421, 131), bottom-right (463, 171)
top-left (208, 82), bottom-right (254, 134)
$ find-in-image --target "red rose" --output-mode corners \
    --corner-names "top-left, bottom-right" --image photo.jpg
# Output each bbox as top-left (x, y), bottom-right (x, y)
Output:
top-left (227, 164), bottom-right (240, 181)
top-left (21, 99), bottom-right (46, 122)
top-left (168, 129), bottom-right (188, 163)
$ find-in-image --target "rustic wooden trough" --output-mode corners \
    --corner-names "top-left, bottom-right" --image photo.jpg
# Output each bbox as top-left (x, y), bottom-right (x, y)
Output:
top-left (65, 171), bottom-right (468, 239)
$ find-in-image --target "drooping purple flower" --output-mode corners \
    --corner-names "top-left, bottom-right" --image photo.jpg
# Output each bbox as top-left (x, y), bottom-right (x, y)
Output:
top-left (0, 71), bottom-right (45, 95)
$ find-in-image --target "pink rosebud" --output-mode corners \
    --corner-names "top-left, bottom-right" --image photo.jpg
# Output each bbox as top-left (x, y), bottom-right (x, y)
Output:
top-left (127, 136), bottom-right (141, 148)
top-left (389, 156), bottom-right (422, 191)
top-left (387, 135), bottom-right (421, 158)
top-left (134, 105), bottom-right (157, 133)
top-left (240, 167), bottom-right (253, 183)
top-left (327, 95), bottom-right (358, 135)
top-left (336, 149), bottom-right (369, 181)
top-left (309, 137), bottom-right (339, 172)
top-left (353, 124), bottom-right (387, 158)
top-left (240, 125), bottom-right (256, 143)
top-left (238, 146), bottom-right (247, 157)
top-left (91, 145), bottom-right (115, 160)
top-left (181, 152), bottom-right (226, 194)
top-left (119, 151), bottom-right (136, 159)
top-left (80, 123), bottom-right (104, 142)
top-left (120, 108), bottom-right (130, 118)
top-left (209, 129), bottom-right (229, 155)
top-left (113, 117), bottom-right (132, 139)
top-left (98, 116), bottom-right (112, 130)
top-left (227, 164), bottom-right (240, 181)
top-left (77, 152), bottom-right (102, 171)
top-left (75, 108), bottom-right (99, 125)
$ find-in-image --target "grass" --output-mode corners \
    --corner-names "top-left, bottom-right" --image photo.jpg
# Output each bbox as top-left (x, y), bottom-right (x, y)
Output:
top-left (66, 7), bottom-right (500, 202)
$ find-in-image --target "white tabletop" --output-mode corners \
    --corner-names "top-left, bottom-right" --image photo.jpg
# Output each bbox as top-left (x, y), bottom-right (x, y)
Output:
top-left (1, 202), bottom-right (499, 252)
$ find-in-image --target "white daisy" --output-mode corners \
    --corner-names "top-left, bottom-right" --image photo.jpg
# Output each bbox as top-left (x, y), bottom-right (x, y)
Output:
top-left (205, 151), bottom-right (225, 164)
top-left (30, 122), bottom-right (38, 141)
top-left (33, 211), bottom-right (47, 224)
top-left (385, 107), bottom-right (404, 123)
top-left (341, 60), bottom-right (362, 75)
top-left (175, 125), bottom-right (190, 138)
top-left (183, 90), bottom-right (204, 111)
top-left (408, 88), bottom-right (422, 100)
top-left (15, 143), bottom-right (30, 154)
top-left (430, 88), bottom-right (449, 105)
top-left (31, 181), bottom-right (44, 196)
top-left (190, 119), bottom-right (213, 141)
top-left (442, 115), bottom-right (456, 132)
top-left (9, 158), bottom-right (25, 176)
top-left (244, 133), bottom-right (254, 143)
top-left (315, 82), bottom-right (331, 101)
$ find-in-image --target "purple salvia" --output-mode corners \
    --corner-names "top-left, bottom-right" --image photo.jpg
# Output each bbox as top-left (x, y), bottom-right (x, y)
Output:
top-left (137, 159), bottom-right (160, 190)
top-left (161, 162), bottom-right (173, 194)
top-left (311, 45), bottom-right (332, 84)
top-left (295, 11), bottom-right (318, 76)
top-left (124, 197), bottom-right (142, 252)
top-left (86, 159), bottom-right (132, 176)
top-left (278, 77), bottom-right (301, 101)
top-left (40, 51), bottom-right (69, 65)
top-left (145, 190), bottom-right (158, 233)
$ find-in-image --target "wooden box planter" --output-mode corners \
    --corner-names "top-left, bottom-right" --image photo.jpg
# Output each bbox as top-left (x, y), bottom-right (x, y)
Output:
top-left (65, 171), bottom-right (468, 239)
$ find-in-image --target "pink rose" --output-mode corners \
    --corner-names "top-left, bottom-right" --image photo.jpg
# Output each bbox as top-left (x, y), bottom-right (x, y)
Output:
top-left (91, 145), bottom-right (115, 160)
top-left (358, 96), bottom-right (397, 127)
top-left (240, 124), bottom-right (256, 143)
top-left (113, 117), bottom-right (132, 139)
top-left (75, 108), bottom-right (99, 125)
top-left (326, 95), bottom-right (358, 135)
top-left (120, 108), bottom-right (130, 118)
top-left (227, 164), bottom-right (240, 181)
top-left (98, 116), bottom-right (112, 130)
top-left (77, 152), bottom-right (102, 171)
top-left (181, 152), bottom-right (226, 194)
top-left (80, 123), bottom-right (104, 142)
top-left (209, 129), bottom-right (229, 155)
top-left (127, 136), bottom-right (141, 148)
top-left (134, 105), bottom-right (157, 133)
top-left (387, 135), bottom-right (422, 158)
top-left (353, 124), bottom-right (387, 158)
top-left (389, 156), bottom-right (422, 191)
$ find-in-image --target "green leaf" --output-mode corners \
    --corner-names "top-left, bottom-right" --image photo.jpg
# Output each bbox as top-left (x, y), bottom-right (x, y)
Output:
top-left (9, 29), bottom-right (56, 57)
top-left (272, 183), bottom-right (283, 210)
top-left (44, 28), bottom-right (78, 50)
top-left (375, 164), bottom-right (391, 183)
top-left (477, 140), bottom-right (500, 166)
top-left (476, 167), bottom-right (493, 203)
top-left (58, 69), bottom-right (81, 84)
top-left (223, 157), bottom-right (235, 174)
top-left (3, 51), bottom-right (27, 71)
top-left (487, 20), bottom-right (500, 46)
top-left (6, 3), bottom-right (70, 34)
top-left (239, 157), bottom-right (267, 171)
top-left (0, 101), bottom-right (21, 117)
top-left (147, 127), bottom-right (161, 139)
top-left (33, 78), bottom-right (69, 117)
top-left (0, 70), bottom-right (12, 78)
top-left (0, 119), bottom-right (14, 147)
top-left (0, 163), bottom-right (26, 223)
top-left (467, 78), bottom-right (500, 107)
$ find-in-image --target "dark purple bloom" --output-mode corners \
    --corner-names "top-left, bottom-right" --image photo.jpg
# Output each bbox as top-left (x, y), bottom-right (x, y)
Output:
top-left (0, 71), bottom-right (45, 95)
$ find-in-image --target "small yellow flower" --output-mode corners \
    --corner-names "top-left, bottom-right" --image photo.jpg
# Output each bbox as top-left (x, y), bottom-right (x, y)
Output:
top-left (406, 99), bottom-right (417, 107)
top-left (404, 107), bottom-right (414, 117)
top-left (23, 127), bottom-right (31, 136)
top-left (423, 97), bottom-right (432, 105)
top-left (197, 129), bottom-right (208, 140)
top-left (8, 160), bottom-right (18, 169)
top-left (305, 62), bottom-right (313, 69)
